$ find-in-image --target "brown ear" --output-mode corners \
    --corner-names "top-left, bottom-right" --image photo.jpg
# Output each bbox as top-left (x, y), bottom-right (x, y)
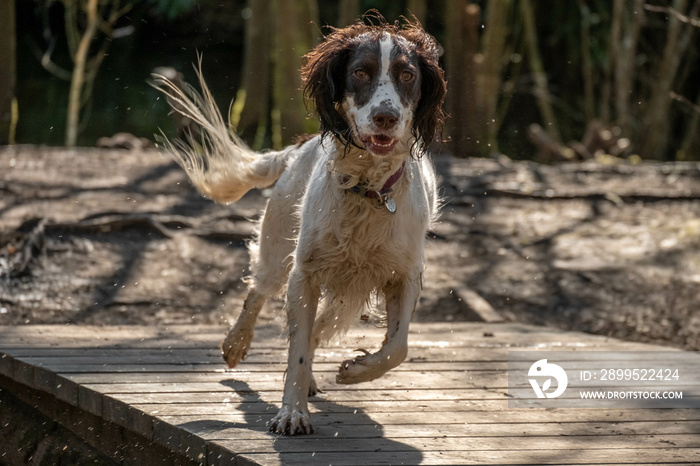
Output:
top-left (301, 29), bottom-right (355, 145)
top-left (413, 55), bottom-right (446, 154)
top-left (401, 25), bottom-right (447, 154)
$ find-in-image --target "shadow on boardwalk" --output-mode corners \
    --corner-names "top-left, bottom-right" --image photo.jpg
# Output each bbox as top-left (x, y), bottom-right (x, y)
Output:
top-left (175, 380), bottom-right (423, 464)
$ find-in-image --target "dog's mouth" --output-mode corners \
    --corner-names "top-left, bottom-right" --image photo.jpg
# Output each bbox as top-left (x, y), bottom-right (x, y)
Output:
top-left (360, 134), bottom-right (398, 155)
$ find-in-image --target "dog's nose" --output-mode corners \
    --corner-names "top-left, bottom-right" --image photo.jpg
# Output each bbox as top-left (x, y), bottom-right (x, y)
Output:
top-left (372, 111), bottom-right (399, 130)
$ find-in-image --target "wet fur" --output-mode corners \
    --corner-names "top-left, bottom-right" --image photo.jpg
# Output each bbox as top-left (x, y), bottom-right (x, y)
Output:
top-left (153, 16), bottom-right (446, 436)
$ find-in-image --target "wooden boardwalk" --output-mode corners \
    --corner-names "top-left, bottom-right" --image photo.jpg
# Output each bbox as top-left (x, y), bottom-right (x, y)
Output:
top-left (0, 322), bottom-right (698, 465)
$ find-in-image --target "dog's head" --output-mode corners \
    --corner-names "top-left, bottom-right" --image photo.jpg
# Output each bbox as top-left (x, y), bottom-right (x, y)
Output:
top-left (302, 16), bottom-right (446, 156)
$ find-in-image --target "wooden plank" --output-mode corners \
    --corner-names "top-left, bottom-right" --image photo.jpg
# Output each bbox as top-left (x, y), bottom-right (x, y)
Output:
top-left (8, 347), bottom-right (690, 368)
top-left (227, 448), bottom-right (700, 466)
top-left (112, 386), bottom-right (700, 412)
top-left (128, 399), bottom-right (700, 423)
top-left (209, 434), bottom-right (700, 455)
top-left (67, 374), bottom-right (700, 397)
top-left (55, 374), bottom-right (79, 405)
top-left (0, 322), bottom-right (507, 341)
top-left (12, 353), bottom-right (224, 365)
top-left (0, 353), bottom-right (12, 376)
top-left (0, 322), bottom-right (672, 349)
top-left (78, 384), bottom-right (103, 416)
top-left (149, 413), bottom-right (700, 439)
top-left (0, 337), bottom-right (672, 356)
top-left (19, 347), bottom-right (692, 369)
top-left (152, 409), bottom-right (700, 428)
top-left (126, 403), bottom-right (155, 438)
top-left (31, 361), bottom-right (511, 375)
top-left (73, 371), bottom-right (510, 393)
top-left (102, 394), bottom-right (129, 429)
top-left (22, 347), bottom-right (684, 368)
top-left (68, 374), bottom-right (457, 398)
top-left (0, 347), bottom-right (222, 357)
top-left (1, 354), bottom-right (80, 403)
top-left (153, 418), bottom-right (207, 463)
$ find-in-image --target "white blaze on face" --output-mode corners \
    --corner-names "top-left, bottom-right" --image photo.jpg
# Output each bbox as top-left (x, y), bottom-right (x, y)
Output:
top-left (379, 33), bottom-right (393, 85)
top-left (347, 33), bottom-right (411, 146)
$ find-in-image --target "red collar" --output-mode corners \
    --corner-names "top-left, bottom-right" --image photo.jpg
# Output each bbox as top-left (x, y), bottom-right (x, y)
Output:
top-left (344, 162), bottom-right (406, 199)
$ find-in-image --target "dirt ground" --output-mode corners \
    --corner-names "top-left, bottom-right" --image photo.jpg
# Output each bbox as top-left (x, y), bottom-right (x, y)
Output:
top-left (1, 145), bottom-right (699, 350)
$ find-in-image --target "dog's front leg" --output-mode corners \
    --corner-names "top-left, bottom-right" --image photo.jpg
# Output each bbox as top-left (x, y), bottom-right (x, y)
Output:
top-left (270, 268), bottom-right (319, 435)
top-left (336, 274), bottom-right (420, 384)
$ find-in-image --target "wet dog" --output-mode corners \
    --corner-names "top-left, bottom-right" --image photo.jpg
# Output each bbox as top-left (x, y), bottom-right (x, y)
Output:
top-left (154, 17), bottom-right (446, 435)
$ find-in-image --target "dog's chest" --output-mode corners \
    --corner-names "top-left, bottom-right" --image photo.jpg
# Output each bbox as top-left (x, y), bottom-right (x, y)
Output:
top-left (304, 191), bottom-right (423, 290)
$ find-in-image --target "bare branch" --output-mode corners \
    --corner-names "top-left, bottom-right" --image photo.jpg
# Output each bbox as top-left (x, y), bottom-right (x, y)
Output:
top-left (644, 3), bottom-right (700, 27)
top-left (25, 36), bottom-right (72, 80)
top-left (61, 0), bottom-right (80, 59)
top-left (671, 91), bottom-right (700, 114)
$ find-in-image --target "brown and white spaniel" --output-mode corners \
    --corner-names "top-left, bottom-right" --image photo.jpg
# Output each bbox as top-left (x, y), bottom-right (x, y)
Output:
top-left (154, 16), bottom-right (446, 435)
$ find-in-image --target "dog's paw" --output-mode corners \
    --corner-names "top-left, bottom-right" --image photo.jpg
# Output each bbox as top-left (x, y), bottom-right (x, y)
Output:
top-left (269, 405), bottom-right (314, 435)
top-left (221, 327), bottom-right (253, 368)
top-left (336, 349), bottom-right (384, 384)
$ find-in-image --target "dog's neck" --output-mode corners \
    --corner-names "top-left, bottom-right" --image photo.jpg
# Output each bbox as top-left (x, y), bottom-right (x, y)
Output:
top-left (327, 137), bottom-right (411, 191)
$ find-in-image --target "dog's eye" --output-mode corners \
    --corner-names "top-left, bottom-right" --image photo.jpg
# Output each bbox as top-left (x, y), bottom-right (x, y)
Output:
top-left (354, 69), bottom-right (367, 79)
top-left (400, 71), bottom-right (414, 82)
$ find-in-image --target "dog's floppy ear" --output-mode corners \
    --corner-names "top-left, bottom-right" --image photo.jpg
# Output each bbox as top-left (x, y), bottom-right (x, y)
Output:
top-left (402, 25), bottom-right (447, 155)
top-left (302, 28), bottom-right (355, 144)
top-left (414, 54), bottom-right (446, 153)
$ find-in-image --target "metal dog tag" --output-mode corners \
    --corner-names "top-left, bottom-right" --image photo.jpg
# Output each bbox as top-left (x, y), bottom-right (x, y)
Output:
top-left (384, 197), bottom-right (397, 214)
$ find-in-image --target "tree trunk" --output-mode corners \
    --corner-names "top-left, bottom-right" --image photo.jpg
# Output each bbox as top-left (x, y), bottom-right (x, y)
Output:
top-left (641, 0), bottom-right (689, 159)
top-left (478, 0), bottom-right (510, 154)
top-left (444, 0), bottom-right (480, 157)
top-left (521, 0), bottom-right (560, 145)
top-left (577, 0), bottom-right (595, 124)
top-left (0, 0), bottom-right (16, 145)
top-left (231, 0), bottom-right (272, 149)
top-left (614, 0), bottom-right (644, 135)
top-left (271, 0), bottom-right (319, 149)
top-left (66, 0), bottom-right (99, 147)
top-left (600, 0), bottom-right (623, 123)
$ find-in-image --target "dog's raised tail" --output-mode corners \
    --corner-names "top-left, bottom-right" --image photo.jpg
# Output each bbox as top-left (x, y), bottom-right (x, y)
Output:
top-left (151, 60), bottom-right (288, 204)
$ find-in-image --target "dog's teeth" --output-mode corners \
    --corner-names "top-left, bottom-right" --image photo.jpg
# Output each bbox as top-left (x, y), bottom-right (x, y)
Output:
top-left (371, 136), bottom-right (394, 147)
